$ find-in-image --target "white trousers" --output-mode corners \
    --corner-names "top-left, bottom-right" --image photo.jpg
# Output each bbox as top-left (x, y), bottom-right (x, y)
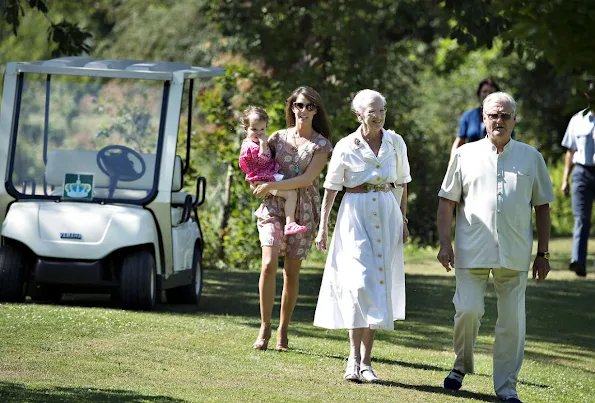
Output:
top-left (452, 268), bottom-right (527, 399)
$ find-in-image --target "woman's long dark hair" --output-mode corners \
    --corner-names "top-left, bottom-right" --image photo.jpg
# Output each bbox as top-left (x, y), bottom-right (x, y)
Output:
top-left (476, 78), bottom-right (500, 97)
top-left (285, 86), bottom-right (332, 139)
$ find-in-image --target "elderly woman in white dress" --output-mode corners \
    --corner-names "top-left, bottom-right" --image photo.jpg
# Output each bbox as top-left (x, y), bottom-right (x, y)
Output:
top-left (314, 89), bottom-right (411, 383)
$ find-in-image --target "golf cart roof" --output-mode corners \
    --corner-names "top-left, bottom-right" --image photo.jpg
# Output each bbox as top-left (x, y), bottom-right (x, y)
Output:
top-left (5, 57), bottom-right (225, 81)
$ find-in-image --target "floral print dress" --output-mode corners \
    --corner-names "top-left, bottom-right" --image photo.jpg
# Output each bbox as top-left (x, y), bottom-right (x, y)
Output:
top-left (255, 129), bottom-right (333, 260)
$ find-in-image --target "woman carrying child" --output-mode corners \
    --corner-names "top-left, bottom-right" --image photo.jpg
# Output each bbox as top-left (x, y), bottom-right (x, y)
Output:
top-left (250, 87), bottom-right (333, 351)
top-left (239, 106), bottom-right (308, 235)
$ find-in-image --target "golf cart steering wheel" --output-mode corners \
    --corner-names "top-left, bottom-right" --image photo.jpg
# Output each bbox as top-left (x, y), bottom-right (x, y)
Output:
top-left (96, 145), bottom-right (146, 198)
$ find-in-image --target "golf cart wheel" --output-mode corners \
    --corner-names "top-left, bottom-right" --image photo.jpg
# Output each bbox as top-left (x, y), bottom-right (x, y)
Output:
top-left (0, 245), bottom-right (27, 302)
top-left (30, 284), bottom-right (62, 303)
top-left (166, 245), bottom-right (203, 305)
top-left (119, 250), bottom-right (156, 311)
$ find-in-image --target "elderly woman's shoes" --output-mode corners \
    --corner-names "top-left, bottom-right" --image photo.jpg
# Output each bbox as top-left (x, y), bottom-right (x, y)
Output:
top-left (360, 365), bottom-right (380, 383)
top-left (344, 358), bottom-right (360, 382)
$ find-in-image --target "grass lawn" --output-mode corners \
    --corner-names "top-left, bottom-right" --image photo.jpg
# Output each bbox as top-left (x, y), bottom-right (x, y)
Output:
top-left (1, 237), bottom-right (594, 402)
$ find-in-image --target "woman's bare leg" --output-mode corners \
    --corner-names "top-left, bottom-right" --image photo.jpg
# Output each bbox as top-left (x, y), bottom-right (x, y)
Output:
top-left (255, 246), bottom-right (278, 346)
top-left (360, 328), bottom-right (376, 366)
top-left (349, 328), bottom-right (365, 361)
top-left (274, 189), bottom-right (298, 225)
top-left (277, 256), bottom-right (302, 349)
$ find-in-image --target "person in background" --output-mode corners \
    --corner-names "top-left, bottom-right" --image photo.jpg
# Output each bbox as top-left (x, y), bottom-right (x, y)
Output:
top-left (437, 92), bottom-right (554, 403)
top-left (251, 87), bottom-right (333, 351)
top-left (450, 78), bottom-right (503, 159)
top-left (314, 89), bottom-right (411, 383)
top-left (561, 78), bottom-right (595, 277)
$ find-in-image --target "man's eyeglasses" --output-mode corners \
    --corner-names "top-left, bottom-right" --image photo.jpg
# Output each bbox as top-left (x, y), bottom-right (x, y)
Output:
top-left (293, 102), bottom-right (316, 111)
top-left (485, 113), bottom-right (513, 121)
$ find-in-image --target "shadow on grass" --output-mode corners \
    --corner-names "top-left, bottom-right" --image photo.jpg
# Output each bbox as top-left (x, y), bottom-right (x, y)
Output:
top-left (0, 381), bottom-right (185, 403)
top-left (376, 381), bottom-right (497, 402)
top-left (343, 372), bottom-right (498, 402)
top-left (286, 344), bottom-right (550, 390)
top-left (44, 262), bottom-right (595, 368)
top-left (196, 267), bottom-right (595, 365)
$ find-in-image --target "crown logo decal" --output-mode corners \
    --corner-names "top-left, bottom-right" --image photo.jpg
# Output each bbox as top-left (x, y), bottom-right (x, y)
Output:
top-left (64, 175), bottom-right (92, 198)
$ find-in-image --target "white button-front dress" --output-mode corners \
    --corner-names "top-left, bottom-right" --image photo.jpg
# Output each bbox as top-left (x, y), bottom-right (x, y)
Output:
top-left (313, 128), bottom-right (411, 330)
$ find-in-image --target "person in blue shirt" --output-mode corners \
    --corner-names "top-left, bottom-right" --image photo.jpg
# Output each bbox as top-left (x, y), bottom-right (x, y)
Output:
top-left (561, 78), bottom-right (595, 277)
top-left (450, 78), bottom-right (501, 159)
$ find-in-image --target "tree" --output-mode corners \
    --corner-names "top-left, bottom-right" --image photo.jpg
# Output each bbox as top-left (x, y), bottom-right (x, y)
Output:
top-left (93, 0), bottom-right (220, 65)
top-left (443, 0), bottom-right (595, 76)
top-left (200, 0), bottom-right (594, 246)
top-left (1, 0), bottom-right (93, 56)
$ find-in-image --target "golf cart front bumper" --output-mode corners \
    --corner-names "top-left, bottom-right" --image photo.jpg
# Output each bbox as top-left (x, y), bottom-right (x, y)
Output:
top-left (34, 258), bottom-right (117, 286)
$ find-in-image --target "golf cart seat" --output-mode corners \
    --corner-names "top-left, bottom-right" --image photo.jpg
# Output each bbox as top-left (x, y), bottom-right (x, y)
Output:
top-left (171, 155), bottom-right (196, 226)
top-left (46, 150), bottom-right (193, 225)
top-left (45, 149), bottom-right (155, 199)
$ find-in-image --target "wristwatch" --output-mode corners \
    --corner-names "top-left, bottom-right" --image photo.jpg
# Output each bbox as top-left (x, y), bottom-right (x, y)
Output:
top-left (536, 251), bottom-right (550, 259)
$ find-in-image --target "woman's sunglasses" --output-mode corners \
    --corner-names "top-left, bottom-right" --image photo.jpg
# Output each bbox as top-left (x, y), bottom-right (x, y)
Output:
top-left (293, 102), bottom-right (316, 111)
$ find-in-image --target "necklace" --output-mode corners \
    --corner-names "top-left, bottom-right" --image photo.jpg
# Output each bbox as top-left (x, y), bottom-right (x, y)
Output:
top-left (287, 129), bottom-right (312, 174)
top-left (291, 133), bottom-right (299, 153)
top-left (291, 129), bottom-right (312, 152)
top-left (289, 128), bottom-right (315, 151)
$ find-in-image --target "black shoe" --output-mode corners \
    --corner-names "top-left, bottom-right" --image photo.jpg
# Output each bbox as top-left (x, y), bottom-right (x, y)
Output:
top-left (443, 369), bottom-right (464, 390)
top-left (569, 262), bottom-right (587, 277)
top-left (500, 397), bottom-right (522, 403)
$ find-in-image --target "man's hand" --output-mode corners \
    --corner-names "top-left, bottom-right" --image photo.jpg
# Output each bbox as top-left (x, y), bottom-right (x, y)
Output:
top-left (561, 179), bottom-right (570, 197)
top-left (532, 256), bottom-right (550, 280)
top-left (437, 244), bottom-right (455, 272)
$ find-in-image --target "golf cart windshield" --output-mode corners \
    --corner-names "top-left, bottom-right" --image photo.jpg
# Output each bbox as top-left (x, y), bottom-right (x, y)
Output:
top-left (7, 73), bottom-right (166, 203)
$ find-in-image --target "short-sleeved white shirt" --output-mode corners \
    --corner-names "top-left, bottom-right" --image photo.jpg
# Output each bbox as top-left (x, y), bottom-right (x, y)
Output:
top-left (438, 138), bottom-right (555, 271)
top-left (324, 128), bottom-right (411, 190)
top-left (561, 109), bottom-right (595, 166)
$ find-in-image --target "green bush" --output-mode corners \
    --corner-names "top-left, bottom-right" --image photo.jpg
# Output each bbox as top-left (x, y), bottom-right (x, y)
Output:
top-left (549, 160), bottom-right (573, 236)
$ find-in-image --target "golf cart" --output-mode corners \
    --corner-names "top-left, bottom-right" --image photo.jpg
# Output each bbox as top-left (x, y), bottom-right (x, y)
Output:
top-left (0, 57), bottom-right (224, 310)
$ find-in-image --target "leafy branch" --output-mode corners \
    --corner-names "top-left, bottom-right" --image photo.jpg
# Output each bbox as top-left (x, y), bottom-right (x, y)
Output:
top-left (2, 0), bottom-right (93, 56)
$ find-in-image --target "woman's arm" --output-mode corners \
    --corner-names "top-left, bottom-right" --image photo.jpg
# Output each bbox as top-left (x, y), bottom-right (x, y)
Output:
top-left (400, 183), bottom-right (408, 218)
top-left (253, 153), bottom-right (329, 196)
top-left (315, 189), bottom-right (338, 252)
top-left (400, 183), bottom-right (409, 243)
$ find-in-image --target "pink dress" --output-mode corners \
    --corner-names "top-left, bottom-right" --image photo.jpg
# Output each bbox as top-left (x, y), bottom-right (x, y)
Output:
top-left (238, 139), bottom-right (280, 183)
top-left (255, 129), bottom-right (333, 260)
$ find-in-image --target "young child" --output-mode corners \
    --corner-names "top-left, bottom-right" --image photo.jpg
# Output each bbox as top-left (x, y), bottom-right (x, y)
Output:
top-left (238, 106), bottom-right (307, 236)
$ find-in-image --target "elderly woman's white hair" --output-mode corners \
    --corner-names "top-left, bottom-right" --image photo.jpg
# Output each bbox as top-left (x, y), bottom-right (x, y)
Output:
top-left (351, 89), bottom-right (386, 114)
top-left (483, 91), bottom-right (517, 115)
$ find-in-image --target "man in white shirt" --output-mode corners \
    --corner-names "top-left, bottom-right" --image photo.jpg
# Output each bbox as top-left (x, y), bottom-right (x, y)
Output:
top-left (436, 92), bottom-right (555, 403)
top-left (561, 79), bottom-right (595, 277)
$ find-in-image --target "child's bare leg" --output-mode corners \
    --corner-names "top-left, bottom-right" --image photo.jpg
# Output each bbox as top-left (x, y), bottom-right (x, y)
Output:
top-left (273, 189), bottom-right (298, 225)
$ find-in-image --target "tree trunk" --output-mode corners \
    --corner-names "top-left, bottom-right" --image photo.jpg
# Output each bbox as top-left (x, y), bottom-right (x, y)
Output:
top-left (218, 164), bottom-right (232, 260)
